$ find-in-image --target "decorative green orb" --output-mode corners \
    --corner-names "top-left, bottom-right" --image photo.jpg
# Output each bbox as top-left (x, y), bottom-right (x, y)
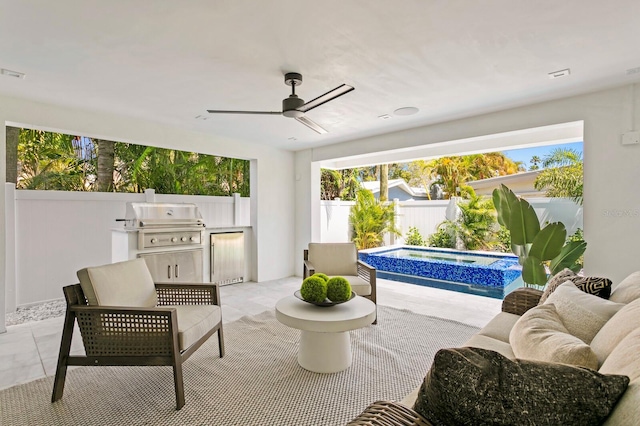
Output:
top-left (312, 272), bottom-right (330, 282)
top-left (326, 276), bottom-right (352, 302)
top-left (300, 276), bottom-right (328, 303)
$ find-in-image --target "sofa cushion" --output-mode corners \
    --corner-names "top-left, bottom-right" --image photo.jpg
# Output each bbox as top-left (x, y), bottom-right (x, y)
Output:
top-left (600, 329), bottom-right (640, 426)
top-left (539, 268), bottom-right (576, 304)
top-left (77, 258), bottom-right (158, 307)
top-left (509, 304), bottom-right (598, 369)
top-left (572, 276), bottom-right (613, 299)
top-left (463, 334), bottom-right (515, 359)
top-left (544, 282), bottom-right (624, 344)
top-left (591, 298), bottom-right (640, 366)
top-left (307, 243), bottom-right (358, 276)
top-left (476, 312), bottom-right (520, 343)
top-left (412, 347), bottom-right (629, 426)
top-left (168, 305), bottom-right (222, 351)
top-left (609, 271), bottom-right (640, 304)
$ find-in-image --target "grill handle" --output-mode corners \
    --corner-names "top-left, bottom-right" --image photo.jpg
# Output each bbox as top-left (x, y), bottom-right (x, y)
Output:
top-left (167, 265), bottom-right (172, 279)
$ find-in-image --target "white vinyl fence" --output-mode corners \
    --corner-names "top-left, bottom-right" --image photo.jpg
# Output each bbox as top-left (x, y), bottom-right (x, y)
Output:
top-left (4, 185), bottom-right (250, 313)
top-left (320, 197), bottom-right (584, 245)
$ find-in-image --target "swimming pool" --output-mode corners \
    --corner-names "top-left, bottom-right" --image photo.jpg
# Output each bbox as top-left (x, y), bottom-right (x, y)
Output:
top-left (359, 246), bottom-right (523, 299)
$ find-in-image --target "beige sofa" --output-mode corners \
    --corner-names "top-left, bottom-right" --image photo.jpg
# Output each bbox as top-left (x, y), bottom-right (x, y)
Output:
top-left (395, 271), bottom-right (640, 425)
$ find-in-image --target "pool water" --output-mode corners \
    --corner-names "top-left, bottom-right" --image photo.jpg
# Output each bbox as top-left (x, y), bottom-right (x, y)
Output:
top-left (359, 246), bottom-right (523, 299)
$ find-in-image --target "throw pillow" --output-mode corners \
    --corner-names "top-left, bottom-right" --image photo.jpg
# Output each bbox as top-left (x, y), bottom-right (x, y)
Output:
top-left (609, 271), bottom-right (640, 304)
top-left (538, 268), bottom-right (576, 304)
top-left (572, 276), bottom-right (612, 299)
top-left (413, 347), bottom-right (629, 426)
top-left (509, 304), bottom-right (598, 369)
top-left (591, 298), bottom-right (640, 365)
top-left (544, 282), bottom-right (625, 344)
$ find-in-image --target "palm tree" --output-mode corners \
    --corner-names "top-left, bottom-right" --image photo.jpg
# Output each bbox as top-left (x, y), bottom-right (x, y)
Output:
top-left (534, 148), bottom-right (583, 204)
top-left (349, 189), bottom-right (399, 249)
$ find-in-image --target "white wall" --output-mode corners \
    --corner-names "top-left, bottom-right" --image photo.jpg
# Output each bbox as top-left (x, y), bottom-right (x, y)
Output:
top-left (296, 84), bottom-right (640, 284)
top-left (5, 187), bottom-right (251, 307)
top-left (1, 94), bottom-right (295, 331)
top-left (319, 198), bottom-right (582, 246)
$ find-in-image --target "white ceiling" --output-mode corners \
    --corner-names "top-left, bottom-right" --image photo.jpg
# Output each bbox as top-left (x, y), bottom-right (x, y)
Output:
top-left (1, 1), bottom-right (640, 151)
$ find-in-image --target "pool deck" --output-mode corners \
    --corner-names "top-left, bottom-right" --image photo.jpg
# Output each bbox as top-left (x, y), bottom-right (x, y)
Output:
top-left (0, 276), bottom-right (502, 391)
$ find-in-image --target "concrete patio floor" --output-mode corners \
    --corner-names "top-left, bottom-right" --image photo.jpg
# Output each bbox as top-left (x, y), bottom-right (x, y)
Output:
top-left (0, 276), bottom-right (501, 391)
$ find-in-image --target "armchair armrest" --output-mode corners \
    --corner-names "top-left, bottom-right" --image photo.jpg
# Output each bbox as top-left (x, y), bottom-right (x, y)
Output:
top-left (357, 260), bottom-right (375, 281)
top-left (303, 260), bottom-right (315, 278)
top-left (155, 283), bottom-right (221, 306)
top-left (501, 287), bottom-right (543, 316)
top-left (71, 305), bottom-right (178, 357)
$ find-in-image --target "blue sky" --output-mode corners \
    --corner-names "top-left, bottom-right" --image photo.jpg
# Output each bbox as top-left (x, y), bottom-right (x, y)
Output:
top-left (502, 141), bottom-right (583, 169)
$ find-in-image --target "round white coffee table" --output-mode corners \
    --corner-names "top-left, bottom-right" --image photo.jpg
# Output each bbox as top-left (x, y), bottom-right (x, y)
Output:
top-left (275, 295), bottom-right (376, 373)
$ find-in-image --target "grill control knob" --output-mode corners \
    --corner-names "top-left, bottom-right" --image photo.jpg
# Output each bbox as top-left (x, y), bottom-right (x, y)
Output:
top-left (190, 236), bottom-right (196, 241)
top-left (181, 237), bottom-right (187, 242)
top-left (171, 237), bottom-right (177, 242)
top-left (150, 238), bottom-right (157, 244)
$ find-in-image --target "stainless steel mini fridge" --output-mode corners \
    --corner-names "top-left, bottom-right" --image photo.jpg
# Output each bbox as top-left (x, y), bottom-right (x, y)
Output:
top-left (210, 232), bottom-right (244, 285)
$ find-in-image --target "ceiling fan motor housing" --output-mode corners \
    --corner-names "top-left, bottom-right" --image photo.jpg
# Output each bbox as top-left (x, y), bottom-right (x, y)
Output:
top-left (283, 95), bottom-right (305, 117)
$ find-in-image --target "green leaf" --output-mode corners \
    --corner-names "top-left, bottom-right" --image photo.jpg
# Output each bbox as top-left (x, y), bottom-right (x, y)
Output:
top-left (508, 198), bottom-right (540, 245)
top-left (529, 222), bottom-right (566, 261)
top-left (550, 240), bottom-right (588, 274)
top-left (492, 184), bottom-right (518, 229)
top-left (522, 256), bottom-right (548, 286)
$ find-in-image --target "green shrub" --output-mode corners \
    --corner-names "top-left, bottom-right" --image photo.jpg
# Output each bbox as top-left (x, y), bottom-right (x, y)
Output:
top-left (405, 226), bottom-right (425, 246)
top-left (428, 222), bottom-right (456, 248)
top-left (326, 277), bottom-right (352, 302)
top-left (300, 276), bottom-right (328, 303)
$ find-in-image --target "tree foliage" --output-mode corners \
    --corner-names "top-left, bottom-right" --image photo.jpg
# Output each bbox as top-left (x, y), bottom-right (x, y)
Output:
top-left (349, 189), bottom-right (399, 249)
top-left (11, 128), bottom-right (250, 196)
top-left (534, 148), bottom-right (583, 204)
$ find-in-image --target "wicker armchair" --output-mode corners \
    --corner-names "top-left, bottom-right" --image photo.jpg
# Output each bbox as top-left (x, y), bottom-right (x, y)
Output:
top-left (51, 258), bottom-right (224, 410)
top-left (303, 242), bottom-right (377, 323)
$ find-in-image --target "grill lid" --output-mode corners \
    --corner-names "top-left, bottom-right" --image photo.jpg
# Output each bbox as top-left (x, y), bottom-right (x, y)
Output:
top-left (122, 202), bottom-right (205, 229)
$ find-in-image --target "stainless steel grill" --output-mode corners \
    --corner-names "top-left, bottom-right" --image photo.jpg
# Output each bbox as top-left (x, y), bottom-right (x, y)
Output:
top-left (114, 202), bottom-right (206, 284)
top-left (118, 202), bottom-right (205, 250)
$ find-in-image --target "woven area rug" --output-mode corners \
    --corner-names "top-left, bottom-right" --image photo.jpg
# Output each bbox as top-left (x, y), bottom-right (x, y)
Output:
top-left (0, 306), bottom-right (479, 426)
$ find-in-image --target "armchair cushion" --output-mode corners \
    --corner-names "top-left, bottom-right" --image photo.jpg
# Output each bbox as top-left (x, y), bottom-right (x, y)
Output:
top-left (171, 305), bottom-right (222, 351)
top-left (308, 243), bottom-right (358, 276)
top-left (77, 258), bottom-right (158, 307)
top-left (609, 271), bottom-right (640, 304)
top-left (341, 275), bottom-right (371, 297)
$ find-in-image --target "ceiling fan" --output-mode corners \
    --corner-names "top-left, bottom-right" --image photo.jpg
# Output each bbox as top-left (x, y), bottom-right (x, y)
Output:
top-left (207, 72), bottom-right (354, 134)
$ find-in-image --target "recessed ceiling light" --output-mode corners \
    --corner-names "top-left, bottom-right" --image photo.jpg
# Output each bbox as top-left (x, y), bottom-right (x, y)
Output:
top-left (378, 114), bottom-right (391, 120)
top-left (548, 69), bottom-right (570, 79)
top-left (1, 68), bottom-right (25, 79)
top-left (393, 107), bottom-right (419, 116)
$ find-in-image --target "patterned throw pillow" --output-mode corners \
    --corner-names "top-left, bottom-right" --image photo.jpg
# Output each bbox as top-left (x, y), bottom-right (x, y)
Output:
top-left (539, 268), bottom-right (576, 304)
top-left (572, 276), bottom-right (612, 299)
top-left (413, 347), bottom-right (629, 426)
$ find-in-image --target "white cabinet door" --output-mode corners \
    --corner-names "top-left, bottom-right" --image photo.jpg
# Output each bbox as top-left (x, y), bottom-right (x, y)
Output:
top-left (139, 248), bottom-right (203, 283)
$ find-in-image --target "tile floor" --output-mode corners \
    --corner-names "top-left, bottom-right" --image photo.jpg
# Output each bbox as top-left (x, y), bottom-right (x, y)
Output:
top-left (0, 276), bottom-right (502, 391)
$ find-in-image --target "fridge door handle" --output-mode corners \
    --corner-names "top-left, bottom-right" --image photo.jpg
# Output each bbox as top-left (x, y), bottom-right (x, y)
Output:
top-left (210, 243), bottom-right (215, 276)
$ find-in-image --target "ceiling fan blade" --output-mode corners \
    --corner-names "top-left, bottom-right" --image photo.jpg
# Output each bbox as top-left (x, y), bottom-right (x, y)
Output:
top-left (295, 116), bottom-right (328, 134)
top-left (207, 110), bottom-right (282, 115)
top-left (298, 84), bottom-right (354, 113)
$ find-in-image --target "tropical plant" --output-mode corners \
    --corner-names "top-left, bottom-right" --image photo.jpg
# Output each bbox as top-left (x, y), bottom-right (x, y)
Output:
top-left (534, 148), bottom-right (583, 204)
top-left (493, 184), bottom-right (587, 286)
top-left (405, 226), bottom-right (426, 246)
top-left (428, 221), bottom-right (456, 249)
top-left (320, 168), bottom-right (360, 200)
top-left (454, 189), bottom-right (499, 251)
top-left (349, 189), bottom-right (399, 249)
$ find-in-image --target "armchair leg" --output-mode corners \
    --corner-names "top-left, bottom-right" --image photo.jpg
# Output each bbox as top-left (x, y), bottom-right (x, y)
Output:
top-left (173, 361), bottom-right (185, 410)
top-left (51, 309), bottom-right (75, 402)
top-left (218, 326), bottom-right (225, 358)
